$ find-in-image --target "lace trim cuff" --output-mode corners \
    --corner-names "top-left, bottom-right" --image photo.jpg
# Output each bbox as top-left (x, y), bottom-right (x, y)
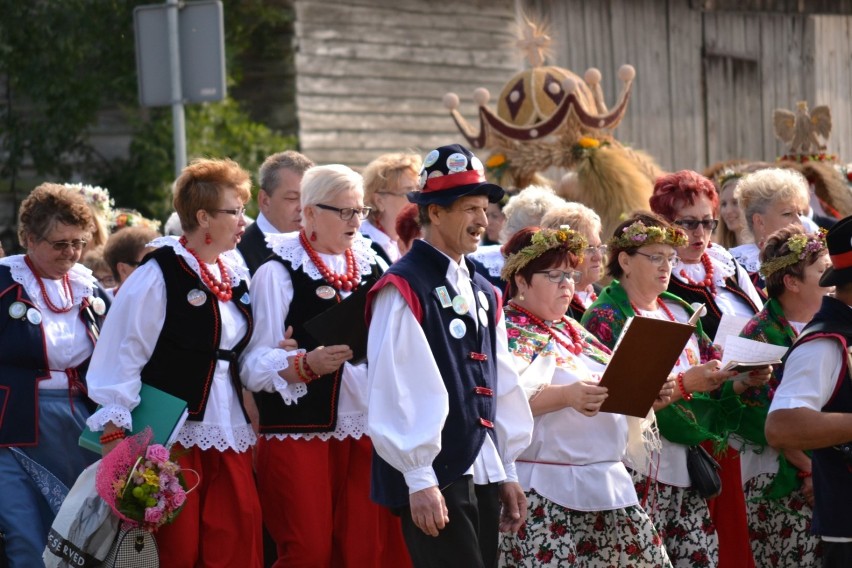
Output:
top-left (274, 379), bottom-right (308, 405)
top-left (86, 404), bottom-right (132, 431)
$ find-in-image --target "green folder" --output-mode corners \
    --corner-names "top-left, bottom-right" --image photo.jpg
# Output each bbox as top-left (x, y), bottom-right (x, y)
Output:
top-left (79, 383), bottom-right (189, 454)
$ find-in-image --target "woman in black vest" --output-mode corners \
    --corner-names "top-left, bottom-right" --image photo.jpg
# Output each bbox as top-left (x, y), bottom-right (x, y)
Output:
top-left (650, 170), bottom-right (764, 568)
top-left (241, 164), bottom-right (410, 568)
top-left (86, 158), bottom-right (262, 568)
top-left (0, 184), bottom-right (109, 567)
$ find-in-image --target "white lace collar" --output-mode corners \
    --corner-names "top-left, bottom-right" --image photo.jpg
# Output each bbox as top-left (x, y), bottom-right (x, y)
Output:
top-left (147, 236), bottom-right (250, 288)
top-left (265, 231), bottom-right (378, 281)
top-left (730, 243), bottom-right (761, 274)
top-left (0, 254), bottom-right (97, 310)
top-left (468, 244), bottom-right (504, 278)
top-left (672, 243), bottom-right (737, 289)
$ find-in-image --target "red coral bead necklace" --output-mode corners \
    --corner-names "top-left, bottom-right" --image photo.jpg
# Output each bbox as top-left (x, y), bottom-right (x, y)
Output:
top-left (679, 253), bottom-right (716, 295)
top-left (509, 301), bottom-right (584, 355)
top-left (24, 255), bottom-right (74, 313)
top-left (631, 297), bottom-right (676, 321)
top-left (179, 236), bottom-right (233, 302)
top-left (299, 230), bottom-right (360, 292)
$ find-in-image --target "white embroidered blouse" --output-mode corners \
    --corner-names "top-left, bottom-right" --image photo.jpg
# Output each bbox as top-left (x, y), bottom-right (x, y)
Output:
top-left (85, 237), bottom-right (256, 453)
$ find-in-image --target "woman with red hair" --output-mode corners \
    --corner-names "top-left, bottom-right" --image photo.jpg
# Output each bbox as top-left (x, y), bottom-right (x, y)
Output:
top-left (650, 170), bottom-right (766, 568)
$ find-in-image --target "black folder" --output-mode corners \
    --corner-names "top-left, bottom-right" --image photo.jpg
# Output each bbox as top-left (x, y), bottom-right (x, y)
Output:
top-left (303, 283), bottom-right (371, 364)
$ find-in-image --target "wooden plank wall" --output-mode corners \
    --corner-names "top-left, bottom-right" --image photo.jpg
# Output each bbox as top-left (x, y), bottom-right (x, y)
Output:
top-left (813, 15), bottom-right (852, 164)
top-left (522, 0), bottom-right (851, 170)
top-left (292, 0), bottom-right (519, 167)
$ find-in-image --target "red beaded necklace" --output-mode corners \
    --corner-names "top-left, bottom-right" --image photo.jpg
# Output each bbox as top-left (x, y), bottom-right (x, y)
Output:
top-left (24, 255), bottom-right (74, 313)
top-left (679, 253), bottom-right (716, 294)
top-left (509, 301), bottom-right (584, 355)
top-left (631, 297), bottom-right (676, 321)
top-left (179, 236), bottom-right (233, 302)
top-left (299, 230), bottom-right (360, 292)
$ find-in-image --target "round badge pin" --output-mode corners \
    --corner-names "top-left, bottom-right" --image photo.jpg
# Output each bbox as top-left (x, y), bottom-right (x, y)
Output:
top-left (316, 285), bottom-right (336, 300)
top-left (428, 170), bottom-right (444, 179)
top-left (419, 169), bottom-right (428, 189)
top-left (451, 295), bottom-right (469, 315)
top-left (91, 297), bottom-right (106, 316)
top-left (26, 307), bottom-right (42, 325)
top-left (423, 149), bottom-right (440, 168)
top-left (187, 289), bottom-right (207, 307)
top-left (449, 318), bottom-right (467, 339)
top-left (240, 292), bottom-right (251, 305)
top-left (478, 307), bottom-right (488, 327)
top-left (471, 156), bottom-right (484, 173)
top-left (9, 301), bottom-right (26, 319)
top-left (477, 290), bottom-right (489, 310)
top-left (446, 152), bottom-right (469, 173)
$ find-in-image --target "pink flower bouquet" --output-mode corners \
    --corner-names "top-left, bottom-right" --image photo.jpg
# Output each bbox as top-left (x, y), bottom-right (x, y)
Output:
top-left (96, 428), bottom-right (190, 532)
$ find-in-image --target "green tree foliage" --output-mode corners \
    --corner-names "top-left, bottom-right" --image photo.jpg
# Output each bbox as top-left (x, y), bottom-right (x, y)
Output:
top-left (0, 0), bottom-right (138, 192)
top-left (99, 99), bottom-right (296, 221)
top-left (1, 0), bottom-right (296, 225)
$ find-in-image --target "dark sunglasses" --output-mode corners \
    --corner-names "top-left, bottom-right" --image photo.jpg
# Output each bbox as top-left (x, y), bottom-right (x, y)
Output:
top-left (673, 219), bottom-right (719, 232)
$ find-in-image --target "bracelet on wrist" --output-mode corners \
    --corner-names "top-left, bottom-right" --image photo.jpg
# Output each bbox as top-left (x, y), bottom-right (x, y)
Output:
top-left (797, 470), bottom-right (812, 479)
top-left (302, 354), bottom-right (321, 381)
top-left (99, 430), bottom-right (126, 444)
top-left (676, 372), bottom-right (693, 401)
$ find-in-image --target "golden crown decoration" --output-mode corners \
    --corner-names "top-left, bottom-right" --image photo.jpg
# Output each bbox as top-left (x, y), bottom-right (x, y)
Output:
top-left (442, 17), bottom-right (637, 190)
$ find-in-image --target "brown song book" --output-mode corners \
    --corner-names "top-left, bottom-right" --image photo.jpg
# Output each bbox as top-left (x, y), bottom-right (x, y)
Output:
top-left (598, 315), bottom-right (695, 418)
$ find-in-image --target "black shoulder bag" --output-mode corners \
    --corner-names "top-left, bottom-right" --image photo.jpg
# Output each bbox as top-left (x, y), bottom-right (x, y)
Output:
top-left (686, 444), bottom-right (722, 499)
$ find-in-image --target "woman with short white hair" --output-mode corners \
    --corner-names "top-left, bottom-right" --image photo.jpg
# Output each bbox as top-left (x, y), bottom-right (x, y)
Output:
top-left (731, 168), bottom-right (810, 289)
top-left (469, 185), bottom-right (565, 289)
top-left (241, 164), bottom-right (409, 567)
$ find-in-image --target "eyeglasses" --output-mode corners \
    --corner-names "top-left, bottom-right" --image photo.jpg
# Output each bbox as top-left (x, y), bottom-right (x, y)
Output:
top-left (584, 244), bottom-right (608, 257)
top-left (212, 207), bottom-right (247, 217)
top-left (673, 219), bottom-right (719, 232)
top-left (534, 269), bottom-right (583, 283)
top-left (634, 251), bottom-right (679, 266)
top-left (48, 239), bottom-right (88, 252)
top-left (315, 203), bottom-right (372, 221)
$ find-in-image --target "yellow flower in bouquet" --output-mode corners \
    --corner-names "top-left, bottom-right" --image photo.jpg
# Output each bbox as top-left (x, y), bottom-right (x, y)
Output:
top-left (97, 428), bottom-right (191, 532)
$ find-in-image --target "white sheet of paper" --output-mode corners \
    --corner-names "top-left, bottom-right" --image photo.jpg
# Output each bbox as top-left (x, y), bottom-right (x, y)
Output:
top-left (714, 313), bottom-right (751, 345)
top-left (720, 335), bottom-right (789, 368)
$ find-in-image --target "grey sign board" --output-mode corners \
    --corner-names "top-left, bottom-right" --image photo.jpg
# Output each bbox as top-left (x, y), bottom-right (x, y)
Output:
top-left (134, 0), bottom-right (226, 107)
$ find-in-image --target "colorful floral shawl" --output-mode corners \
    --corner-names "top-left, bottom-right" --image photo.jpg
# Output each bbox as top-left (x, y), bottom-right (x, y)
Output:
top-left (505, 305), bottom-right (611, 370)
top-left (738, 297), bottom-right (802, 499)
top-left (581, 280), bottom-right (743, 448)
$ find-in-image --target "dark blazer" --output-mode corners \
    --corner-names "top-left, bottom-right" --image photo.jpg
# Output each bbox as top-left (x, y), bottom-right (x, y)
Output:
top-left (237, 222), bottom-right (273, 275)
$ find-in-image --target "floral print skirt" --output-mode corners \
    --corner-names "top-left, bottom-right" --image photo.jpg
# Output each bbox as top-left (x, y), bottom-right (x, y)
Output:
top-left (744, 472), bottom-right (822, 567)
top-left (634, 476), bottom-right (718, 568)
top-left (498, 489), bottom-right (672, 567)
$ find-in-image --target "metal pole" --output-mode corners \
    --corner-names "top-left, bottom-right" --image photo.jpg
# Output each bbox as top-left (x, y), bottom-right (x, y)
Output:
top-left (167, 0), bottom-right (187, 176)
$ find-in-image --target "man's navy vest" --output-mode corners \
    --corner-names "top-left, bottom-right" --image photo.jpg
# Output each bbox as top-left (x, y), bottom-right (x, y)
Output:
top-left (139, 247), bottom-right (252, 420)
top-left (667, 266), bottom-right (759, 340)
top-left (253, 255), bottom-right (381, 434)
top-left (783, 295), bottom-right (852, 537)
top-left (0, 264), bottom-right (109, 447)
top-left (367, 239), bottom-right (499, 509)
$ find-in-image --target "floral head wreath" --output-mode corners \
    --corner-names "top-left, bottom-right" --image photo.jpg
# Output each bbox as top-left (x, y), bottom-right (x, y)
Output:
top-left (501, 226), bottom-right (588, 281)
top-left (608, 220), bottom-right (688, 250)
top-left (759, 229), bottom-right (827, 278)
top-left (63, 182), bottom-right (115, 220)
top-left (716, 168), bottom-right (743, 189)
top-left (112, 208), bottom-right (162, 233)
